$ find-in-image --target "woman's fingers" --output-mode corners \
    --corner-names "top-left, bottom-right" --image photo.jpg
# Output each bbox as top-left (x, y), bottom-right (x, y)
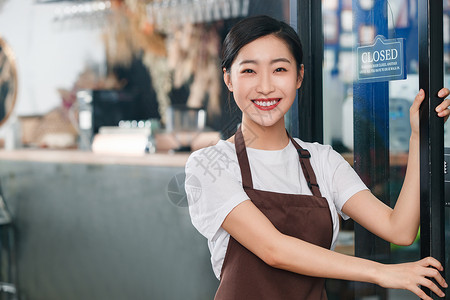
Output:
top-left (407, 272), bottom-right (446, 300)
top-left (411, 284), bottom-right (436, 300)
top-left (412, 88), bottom-right (450, 122)
top-left (438, 87), bottom-right (450, 98)
top-left (419, 257), bottom-right (447, 288)
top-left (435, 88), bottom-right (450, 121)
top-left (435, 99), bottom-right (450, 119)
top-left (422, 267), bottom-right (447, 287)
top-left (385, 257), bottom-right (448, 299)
top-left (410, 89), bottom-right (426, 135)
top-left (411, 257), bottom-right (448, 299)
top-left (411, 89), bottom-right (426, 114)
top-left (419, 256), bottom-right (444, 271)
top-left (418, 277), bottom-right (446, 298)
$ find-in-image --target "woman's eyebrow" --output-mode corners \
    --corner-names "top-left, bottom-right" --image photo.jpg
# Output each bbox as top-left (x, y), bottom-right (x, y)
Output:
top-left (271, 58), bottom-right (292, 64)
top-left (238, 58), bottom-right (292, 65)
top-left (239, 59), bottom-right (257, 65)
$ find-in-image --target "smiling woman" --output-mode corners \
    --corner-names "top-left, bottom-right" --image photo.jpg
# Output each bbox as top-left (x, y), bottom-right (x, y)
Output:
top-left (185, 15), bottom-right (450, 300)
top-left (0, 36), bottom-right (17, 127)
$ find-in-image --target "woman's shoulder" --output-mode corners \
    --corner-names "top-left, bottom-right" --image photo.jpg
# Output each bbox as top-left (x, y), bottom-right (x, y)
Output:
top-left (291, 137), bottom-right (348, 166)
top-left (292, 138), bottom-right (334, 155)
top-left (186, 140), bottom-right (238, 173)
top-left (188, 140), bottom-right (236, 161)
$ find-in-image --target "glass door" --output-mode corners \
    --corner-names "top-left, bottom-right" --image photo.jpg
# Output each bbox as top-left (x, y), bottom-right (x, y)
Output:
top-left (319, 0), bottom-right (448, 299)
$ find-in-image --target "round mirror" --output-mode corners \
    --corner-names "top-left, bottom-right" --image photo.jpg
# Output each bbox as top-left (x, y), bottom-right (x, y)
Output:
top-left (0, 36), bottom-right (17, 127)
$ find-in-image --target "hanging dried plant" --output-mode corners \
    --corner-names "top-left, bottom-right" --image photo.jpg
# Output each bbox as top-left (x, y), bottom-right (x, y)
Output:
top-left (104, 0), bottom-right (223, 122)
top-left (142, 52), bottom-right (171, 125)
top-left (124, 0), bottom-right (167, 57)
top-left (103, 0), bottom-right (166, 67)
top-left (103, 0), bottom-right (171, 123)
top-left (165, 23), bottom-right (222, 115)
top-left (102, 7), bottom-right (138, 67)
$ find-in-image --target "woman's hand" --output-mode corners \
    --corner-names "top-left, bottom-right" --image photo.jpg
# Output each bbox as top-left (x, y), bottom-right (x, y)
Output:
top-left (410, 88), bottom-right (450, 137)
top-left (436, 88), bottom-right (450, 122)
top-left (376, 257), bottom-right (447, 299)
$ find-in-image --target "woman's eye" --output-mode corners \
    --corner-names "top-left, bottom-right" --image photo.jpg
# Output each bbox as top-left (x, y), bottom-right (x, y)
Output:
top-left (275, 67), bottom-right (287, 72)
top-left (242, 69), bottom-right (255, 74)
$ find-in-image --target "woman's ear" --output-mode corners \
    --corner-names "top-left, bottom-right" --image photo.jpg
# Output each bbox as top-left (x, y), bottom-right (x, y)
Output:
top-left (223, 68), bottom-right (233, 92)
top-left (296, 64), bottom-right (304, 89)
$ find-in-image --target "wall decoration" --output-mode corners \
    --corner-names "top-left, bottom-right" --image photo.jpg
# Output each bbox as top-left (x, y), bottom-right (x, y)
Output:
top-left (0, 36), bottom-right (17, 127)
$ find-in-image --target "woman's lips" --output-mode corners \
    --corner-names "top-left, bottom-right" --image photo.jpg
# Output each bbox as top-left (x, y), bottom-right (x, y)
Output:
top-left (251, 98), bottom-right (281, 111)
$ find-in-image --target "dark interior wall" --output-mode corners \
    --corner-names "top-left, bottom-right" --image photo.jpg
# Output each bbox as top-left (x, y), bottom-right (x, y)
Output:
top-left (0, 160), bottom-right (217, 300)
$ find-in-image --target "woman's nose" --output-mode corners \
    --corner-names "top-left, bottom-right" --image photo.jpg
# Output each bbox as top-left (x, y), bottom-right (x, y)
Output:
top-left (256, 72), bottom-right (275, 94)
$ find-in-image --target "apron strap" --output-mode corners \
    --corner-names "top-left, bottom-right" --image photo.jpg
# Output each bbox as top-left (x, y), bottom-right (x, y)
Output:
top-left (235, 125), bottom-right (254, 189)
top-left (287, 132), bottom-right (323, 198)
top-left (234, 125), bottom-right (322, 197)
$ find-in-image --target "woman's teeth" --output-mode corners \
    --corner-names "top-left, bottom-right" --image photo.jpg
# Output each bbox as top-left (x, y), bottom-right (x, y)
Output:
top-left (253, 100), bottom-right (279, 106)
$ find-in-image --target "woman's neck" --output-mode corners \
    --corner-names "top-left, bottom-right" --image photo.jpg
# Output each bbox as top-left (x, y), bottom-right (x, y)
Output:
top-left (238, 118), bottom-right (290, 150)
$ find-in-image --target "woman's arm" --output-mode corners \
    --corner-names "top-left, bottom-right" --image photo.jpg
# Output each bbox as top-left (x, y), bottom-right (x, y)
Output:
top-left (221, 88), bottom-right (450, 299)
top-left (222, 199), bottom-right (447, 299)
top-left (342, 88), bottom-right (450, 246)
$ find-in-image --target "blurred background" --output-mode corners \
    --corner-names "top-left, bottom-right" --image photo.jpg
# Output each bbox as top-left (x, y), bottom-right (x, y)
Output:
top-left (0, 0), bottom-right (449, 299)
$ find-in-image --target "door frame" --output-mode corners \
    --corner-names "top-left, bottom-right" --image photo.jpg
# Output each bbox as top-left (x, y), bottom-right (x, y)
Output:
top-left (296, 0), bottom-right (324, 143)
top-left (418, 0), bottom-right (446, 298)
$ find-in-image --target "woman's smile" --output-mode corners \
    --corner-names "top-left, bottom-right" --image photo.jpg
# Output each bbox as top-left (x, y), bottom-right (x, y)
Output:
top-left (251, 98), bottom-right (281, 110)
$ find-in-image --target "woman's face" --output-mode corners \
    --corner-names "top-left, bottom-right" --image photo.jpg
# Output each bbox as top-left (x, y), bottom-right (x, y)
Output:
top-left (224, 34), bottom-right (303, 128)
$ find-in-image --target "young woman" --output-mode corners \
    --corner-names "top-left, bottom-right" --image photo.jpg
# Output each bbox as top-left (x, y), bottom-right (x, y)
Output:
top-left (185, 15), bottom-right (449, 299)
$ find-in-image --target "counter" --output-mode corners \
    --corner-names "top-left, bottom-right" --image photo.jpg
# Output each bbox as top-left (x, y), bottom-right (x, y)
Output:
top-left (0, 149), bottom-right (217, 300)
top-left (0, 149), bottom-right (190, 167)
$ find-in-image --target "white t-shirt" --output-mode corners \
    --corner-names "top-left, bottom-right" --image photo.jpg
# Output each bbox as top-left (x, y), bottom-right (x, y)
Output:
top-left (185, 138), bottom-right (367, 279)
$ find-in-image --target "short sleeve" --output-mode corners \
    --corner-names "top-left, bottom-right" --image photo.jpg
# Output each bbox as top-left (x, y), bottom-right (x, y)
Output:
top-left (319, 145), bottom-right (368, 220)
top-left (185, 144), bottom-right (250, 240)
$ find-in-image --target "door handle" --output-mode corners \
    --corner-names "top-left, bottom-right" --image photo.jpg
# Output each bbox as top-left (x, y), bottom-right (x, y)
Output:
top-left (445, 148), bottom-right (450, 206)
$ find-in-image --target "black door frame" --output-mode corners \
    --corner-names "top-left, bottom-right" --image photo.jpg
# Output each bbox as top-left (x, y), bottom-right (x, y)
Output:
top-left (296, 0), bottom-right (323, 144)
top-left (418, 0), bottom-right (446, 299)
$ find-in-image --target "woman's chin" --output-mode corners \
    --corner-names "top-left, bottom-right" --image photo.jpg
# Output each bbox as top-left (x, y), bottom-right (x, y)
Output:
top-left (244, 116), bottom-right (285, 129)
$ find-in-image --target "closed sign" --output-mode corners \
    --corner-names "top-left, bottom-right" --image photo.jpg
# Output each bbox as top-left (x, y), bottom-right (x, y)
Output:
top-left (357, 35), bottom-right (406, 83)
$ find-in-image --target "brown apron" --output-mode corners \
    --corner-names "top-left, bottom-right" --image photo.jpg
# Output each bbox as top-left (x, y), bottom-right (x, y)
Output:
top-left (215, 126), bottom-right (333, 300)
